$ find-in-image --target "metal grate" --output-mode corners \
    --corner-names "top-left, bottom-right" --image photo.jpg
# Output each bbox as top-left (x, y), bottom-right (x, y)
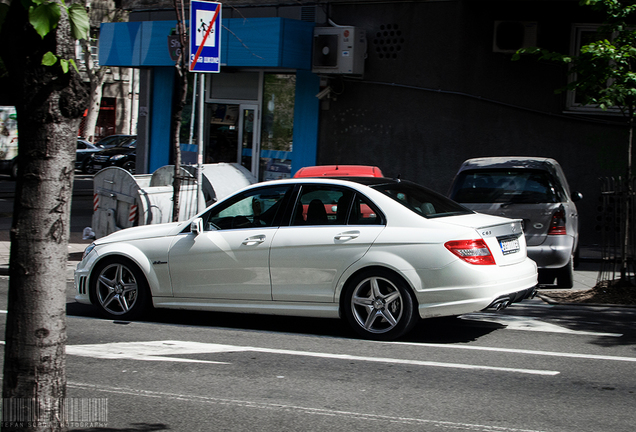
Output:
top-left (78, 276), bottom-right (87, 295)
top-left (301, 6), bottom-right (316, 22)
top-left (373, 23), bottom-right (404, 60)
top-left (597, 176), bottom-right (636, 285)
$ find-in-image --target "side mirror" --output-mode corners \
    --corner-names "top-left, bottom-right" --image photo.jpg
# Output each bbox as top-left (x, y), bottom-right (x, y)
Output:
top-left (191, 218), bottom-right (203, 235)
top-left (572, 191), bottom-right (583, 202)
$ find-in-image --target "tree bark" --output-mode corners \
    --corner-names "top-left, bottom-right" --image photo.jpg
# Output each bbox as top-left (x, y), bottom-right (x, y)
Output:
top-left (171, 0), bottom-right (189, 222)
top-left (80, 38), bottom-right (107, 143)
top-left (0, 2), bottom-right (88, 430)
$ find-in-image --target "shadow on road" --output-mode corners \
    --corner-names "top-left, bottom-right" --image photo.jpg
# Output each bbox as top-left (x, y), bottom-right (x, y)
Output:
top-left (65, 299), bottom-right (636, 346)
top-left (66, 301), bottom-right (502, 343)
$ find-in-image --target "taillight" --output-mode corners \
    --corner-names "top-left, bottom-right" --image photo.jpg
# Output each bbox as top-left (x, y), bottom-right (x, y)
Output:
top-left (548, 208), bottom-right (567, 235)
top-left (444, 239), bottom-right (496, 265)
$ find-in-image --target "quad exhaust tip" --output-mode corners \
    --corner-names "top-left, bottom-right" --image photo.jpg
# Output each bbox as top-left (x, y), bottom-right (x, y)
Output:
top-left (489, 298), bottom-right (511, 311)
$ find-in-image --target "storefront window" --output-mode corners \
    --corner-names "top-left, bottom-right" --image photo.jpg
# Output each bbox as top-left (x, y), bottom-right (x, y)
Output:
top-left (260, 74), bottom-right (295, 181)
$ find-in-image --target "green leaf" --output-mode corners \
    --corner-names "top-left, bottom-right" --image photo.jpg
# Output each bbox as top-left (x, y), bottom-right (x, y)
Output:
top-left (60, 58), bottom-right (69, 73)
top-left (42, 51), bottom-right (58, 66)
top-left (29, 2), bottom-right (61, 39)
top-left (0, 3), bottom-right (9, 34)
top-left (68, 3), bottom-right (89, 40)
top-left (68, 58), bottom-right (79, 73)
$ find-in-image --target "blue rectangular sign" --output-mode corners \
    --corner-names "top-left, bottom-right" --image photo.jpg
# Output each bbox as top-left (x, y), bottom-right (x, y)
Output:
top-left (189, 1), bottom-right (222, 73)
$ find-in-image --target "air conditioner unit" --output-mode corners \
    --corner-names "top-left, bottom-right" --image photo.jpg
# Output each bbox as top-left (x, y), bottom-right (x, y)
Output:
top-left (493, 21), bottom-right (538, 53)
top-left (312, 27), bottom-right (367, 75)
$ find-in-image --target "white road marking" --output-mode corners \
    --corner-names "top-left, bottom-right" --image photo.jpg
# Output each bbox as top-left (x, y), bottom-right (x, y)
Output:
top-left (69, 381), bottom-right (549, 432)
top-left (391, 342), bottom-right (636, 363)
top-left (460, 312), bottom-right (623, 337)
top-left (66, 340), bottom-right (235, 364)
top-left (66, 340), bottom-right (559, 376)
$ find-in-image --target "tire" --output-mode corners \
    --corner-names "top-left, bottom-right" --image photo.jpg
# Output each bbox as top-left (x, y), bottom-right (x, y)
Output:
top-left (10, 160), bottom-right (18, 179)
top-left (90, 257), bottom-right (149, 320)
top-left (122, 161), bottom-right (135, 174)
top-left (81, 159), bottom-right (91, 174)
top-left (537, 269), bottom-right (555, 286)
top-left (556, 257), bottom-right (574, 288)
top-left (343, 269), bottom-right (418, 340)
top-left (85, 163), bottom-right (96, 175)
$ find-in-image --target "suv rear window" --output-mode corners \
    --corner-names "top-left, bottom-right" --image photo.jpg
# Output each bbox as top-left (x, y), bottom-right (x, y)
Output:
top-left (450, 169), bottom-right (565, 204)
top-left (372, 181), bottom-right (472, 218)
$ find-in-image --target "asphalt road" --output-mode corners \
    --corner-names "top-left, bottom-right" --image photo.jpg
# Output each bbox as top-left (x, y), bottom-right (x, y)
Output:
top-left (1, 276), bottom-right (635, 432)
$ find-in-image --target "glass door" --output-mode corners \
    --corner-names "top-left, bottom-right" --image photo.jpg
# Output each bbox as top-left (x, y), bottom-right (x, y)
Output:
top-left (207, 103), bottom-right (260, 178)
top-left (239, 105), bottom-right (259, 176)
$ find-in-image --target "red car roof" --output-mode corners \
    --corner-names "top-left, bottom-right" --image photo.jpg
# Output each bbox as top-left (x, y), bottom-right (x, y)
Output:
top-left (294, 165), bottom-right (384, 178)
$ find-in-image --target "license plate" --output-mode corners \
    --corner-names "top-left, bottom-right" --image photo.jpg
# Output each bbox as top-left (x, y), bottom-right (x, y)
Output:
top-left (499, 237), bottom-right (520, 255)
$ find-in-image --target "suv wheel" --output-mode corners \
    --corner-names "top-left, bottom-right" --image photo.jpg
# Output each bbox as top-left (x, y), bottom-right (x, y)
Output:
top-left (556, 257), bottom-right (574, 288)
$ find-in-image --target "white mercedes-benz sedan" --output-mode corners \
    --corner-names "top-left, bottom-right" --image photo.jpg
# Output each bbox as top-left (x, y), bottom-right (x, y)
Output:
top-left (75, 177), bottom-right (537, 340)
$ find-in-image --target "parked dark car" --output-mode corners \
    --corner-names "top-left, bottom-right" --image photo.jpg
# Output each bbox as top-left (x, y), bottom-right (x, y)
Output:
top-left (448, 157), bottom-right (582, 288)
top-left (76, 139), bottom-right (103, 173)
top-left (95, 134), bottom-right (136, 149)
top-left (85, 139), bottom-right (136, 174)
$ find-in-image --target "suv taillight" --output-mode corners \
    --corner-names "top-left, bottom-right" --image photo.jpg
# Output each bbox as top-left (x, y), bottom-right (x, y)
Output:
top-left (444, 239), bottom-right (496, 265)
top-left (548, 208), bottom-right (567, 235)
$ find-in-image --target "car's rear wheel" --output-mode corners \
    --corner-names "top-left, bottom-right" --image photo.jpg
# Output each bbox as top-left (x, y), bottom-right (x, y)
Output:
top-left (343, 269), bottom-right (418, 340)
top-left (556, 256), bottom-right (574, 288)
top-left (90, 257), bottom-right (149, 320)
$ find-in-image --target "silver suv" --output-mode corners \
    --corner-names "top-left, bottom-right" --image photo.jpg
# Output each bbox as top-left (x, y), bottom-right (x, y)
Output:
top-left (448, 157), bottom-right (582, 287)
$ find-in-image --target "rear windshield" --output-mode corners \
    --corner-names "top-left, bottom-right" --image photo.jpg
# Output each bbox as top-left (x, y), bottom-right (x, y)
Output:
top-left (371, 181), bottom-right (472, 218)
top-left (450, 169), bottom-right (565, 204)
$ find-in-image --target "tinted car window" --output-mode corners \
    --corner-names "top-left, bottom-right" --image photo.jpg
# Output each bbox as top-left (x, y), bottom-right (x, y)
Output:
top-left (290, 185), bottom-right (384, 226)
top-left (451, 169), bottom-right (565, 204)
top-left (372, 181), bottom-right (472, 218)
top-left (202, 185), bottom-right (291, 230)
top-left (292, 185), bottom-right (354, 226)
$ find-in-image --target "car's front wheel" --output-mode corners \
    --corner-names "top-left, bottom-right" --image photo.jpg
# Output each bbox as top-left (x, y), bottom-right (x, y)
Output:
top-left (85, 163), bottom-right (97, 175)
top-left (122, 161), bottom-right (135, 174)
top-left (343, 269), bottom-right (418, 340)
top-left (90, 257), bottom-right (149, 320)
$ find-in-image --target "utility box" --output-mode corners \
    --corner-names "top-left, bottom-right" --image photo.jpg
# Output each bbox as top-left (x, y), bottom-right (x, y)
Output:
top-left (92, 163), bottom-right (256, 239)
top-left (312, 26), bottom-right (367, 75)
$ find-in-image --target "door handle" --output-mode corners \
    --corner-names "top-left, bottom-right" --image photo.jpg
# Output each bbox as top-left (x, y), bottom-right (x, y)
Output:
top-left (242, 235), bottom-right (266, 246)
top-left (335, 231), bottom-right (360, 241)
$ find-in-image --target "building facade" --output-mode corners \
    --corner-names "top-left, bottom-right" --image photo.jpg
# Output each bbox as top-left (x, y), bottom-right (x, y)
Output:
top-left (100, 0), bottom-right (630, 246)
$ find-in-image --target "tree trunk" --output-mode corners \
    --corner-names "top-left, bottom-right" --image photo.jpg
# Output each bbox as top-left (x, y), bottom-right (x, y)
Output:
top-left (0, 2), bottom-right (88, 430)
top-left (171, 0), bottom-right (189, 222)
top-left (80, 38), bottom-right (106, 143)
top-left (83, 79), bottom-right (103, 142)
top-left (79, 0), bottom-right (122, 142)
top-left (619, 113), bottom-right (634, 282)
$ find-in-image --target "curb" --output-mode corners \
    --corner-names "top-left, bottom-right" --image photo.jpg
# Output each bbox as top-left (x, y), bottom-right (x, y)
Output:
top-left (537, 293), bottom-right (636, 309)
top-left (0, 262), bottom-right (81, 277)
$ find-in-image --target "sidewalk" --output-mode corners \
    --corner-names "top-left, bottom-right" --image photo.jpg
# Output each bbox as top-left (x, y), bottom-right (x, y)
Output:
top-left (0, 230), bottom-right (93, 277)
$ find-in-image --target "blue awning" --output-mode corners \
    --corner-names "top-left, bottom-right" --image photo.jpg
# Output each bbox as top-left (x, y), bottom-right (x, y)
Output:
top-left (99, 18), bottom-right (314, 69)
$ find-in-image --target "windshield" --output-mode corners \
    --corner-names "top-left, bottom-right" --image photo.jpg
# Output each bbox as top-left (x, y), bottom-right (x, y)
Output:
top-left (371, 181), bottom-right (472, 218)
top-left (118, 139), bottom-right (136, 148)
top-left (450, 169), bottom-right (565, 204)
